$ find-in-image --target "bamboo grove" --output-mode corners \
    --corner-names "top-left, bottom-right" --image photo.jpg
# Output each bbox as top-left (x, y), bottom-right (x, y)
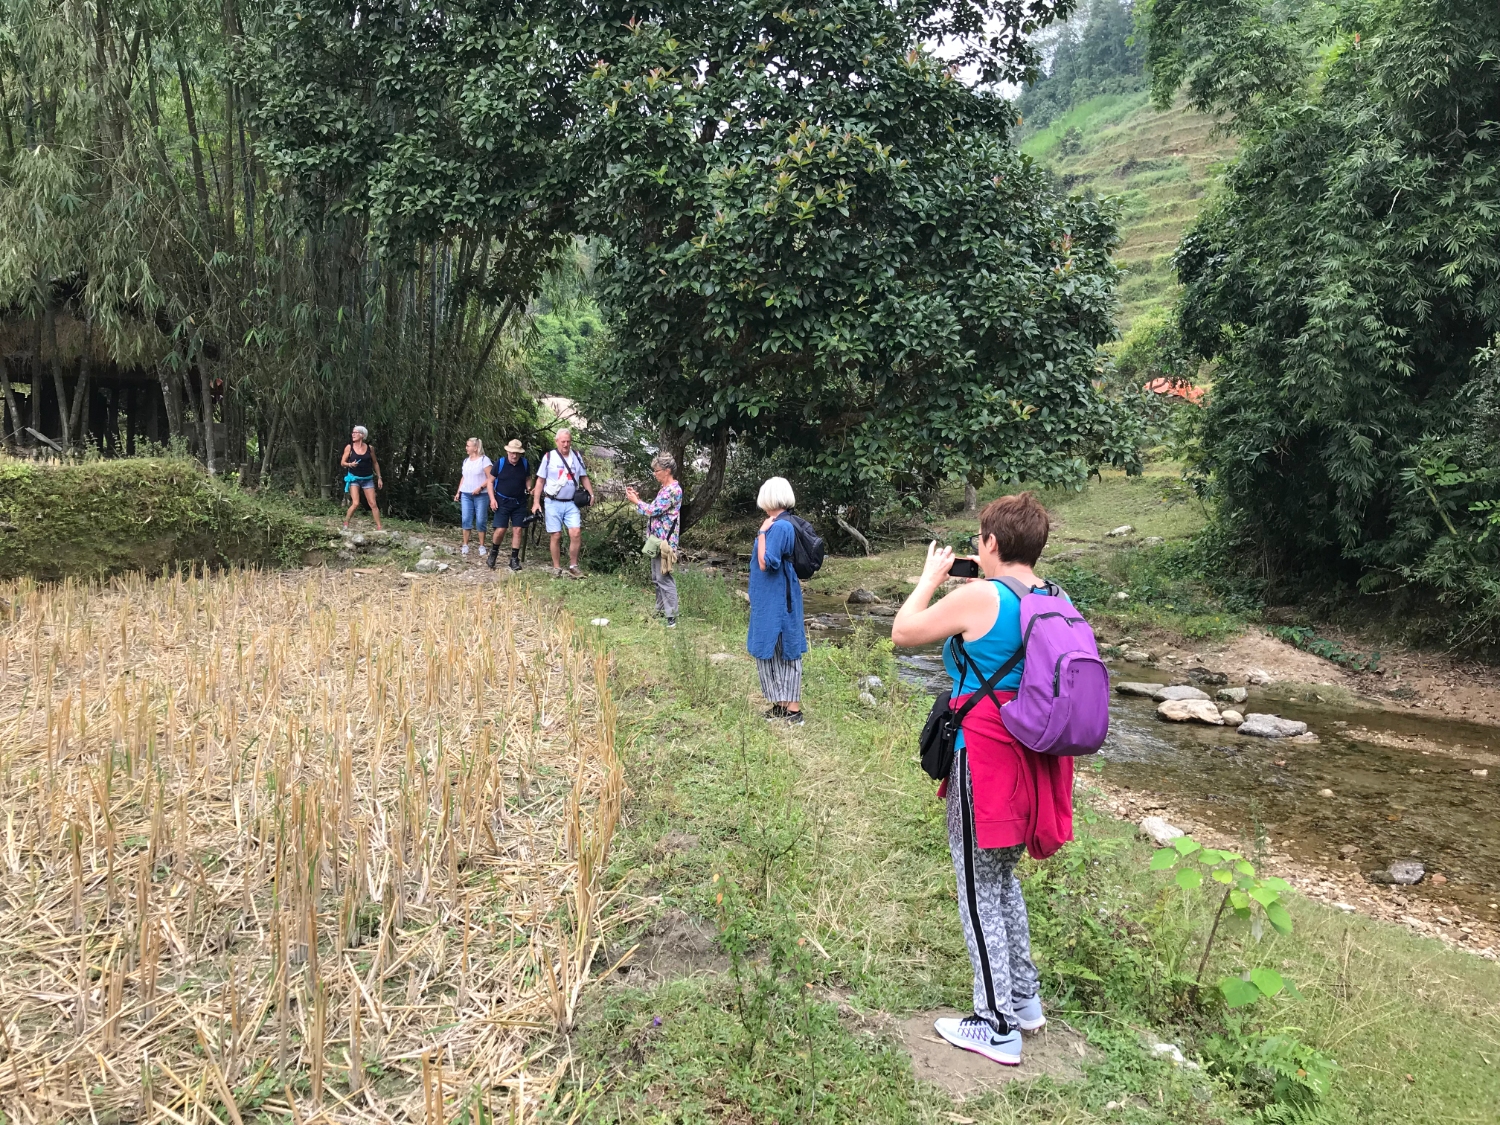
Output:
top-left (0, 0), bottom-right (542, 509)
top-left (0, 568), bottom-right (625, 1120)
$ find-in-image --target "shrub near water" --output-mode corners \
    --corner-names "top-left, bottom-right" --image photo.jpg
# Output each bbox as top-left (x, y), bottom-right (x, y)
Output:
top-left (0, 457), bottom-right (318, 579)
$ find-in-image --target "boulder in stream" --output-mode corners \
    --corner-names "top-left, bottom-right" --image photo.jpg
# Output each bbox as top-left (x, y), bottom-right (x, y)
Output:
top-left (1153, 685), bottom-right (1212, 702)
top-left (1157, 699), bottom-right (1224, 724)
top-left (1220, 710), bottom-right (1244, 726)
top-left (1115, 682), bottom-right (1161, 698)
top-left (1216, 686), bottom-right (1249, 704)
top-left (865, 604), bottom-right (897, 617)
top-left (1237, 713), bottom-right (1308, 739)
top-left (1139, 817), bottom-right (1184, 847)
top-left (1369, 859), bottom-right (1425, 885)
top-left (848, 588), bottom-right (881, 604)
top-left (1123, 648), bottom-right (1154, 664)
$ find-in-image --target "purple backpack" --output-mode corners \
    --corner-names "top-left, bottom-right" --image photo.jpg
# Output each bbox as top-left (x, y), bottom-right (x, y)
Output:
top-left (995, 577), bottom-right (1110, 757)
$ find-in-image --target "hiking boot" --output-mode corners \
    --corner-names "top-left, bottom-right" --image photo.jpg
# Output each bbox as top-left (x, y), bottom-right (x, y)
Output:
top-left (1012, 994), bottom-right (1046, 1032)
top-left (933, 1014), bottom-right (1021, 1066)
top-left (567, 565), bottom-right (583, 579)
top-left (508, 554), bottom-right (522, 572)
top-left (783, 708), bottom-right (805, 726)
top-left (487, 543), bottom-right (499, 569)
top-left (550, 566), bottom-right (563, 578)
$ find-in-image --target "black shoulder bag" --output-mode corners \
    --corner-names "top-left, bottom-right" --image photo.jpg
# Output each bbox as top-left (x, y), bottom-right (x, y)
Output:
top-left (917, 636), bottom-right (1026, 782)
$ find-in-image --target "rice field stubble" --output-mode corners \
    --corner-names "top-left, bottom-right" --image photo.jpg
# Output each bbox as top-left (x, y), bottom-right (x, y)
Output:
top-left (0, 567), bottom-right (623, 1123)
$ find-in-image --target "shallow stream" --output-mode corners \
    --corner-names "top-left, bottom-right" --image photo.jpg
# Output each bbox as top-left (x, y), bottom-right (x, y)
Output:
top-left (801, 592), bottom-right (1500, 913)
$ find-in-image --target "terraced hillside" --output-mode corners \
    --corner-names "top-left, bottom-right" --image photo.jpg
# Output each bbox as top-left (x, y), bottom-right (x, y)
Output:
top-left (1022, 91), bottom-right (1238, 330)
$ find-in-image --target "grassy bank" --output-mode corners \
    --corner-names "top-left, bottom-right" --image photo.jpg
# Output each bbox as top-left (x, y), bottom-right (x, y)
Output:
top-left (0, 456), bottom-right (320, 578)
top-left (540, 568), bottom-right (1500, 1124)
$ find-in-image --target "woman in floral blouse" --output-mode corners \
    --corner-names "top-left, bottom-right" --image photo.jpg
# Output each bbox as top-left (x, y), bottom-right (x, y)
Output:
top-left (625, 453), bottom-right (684, 627)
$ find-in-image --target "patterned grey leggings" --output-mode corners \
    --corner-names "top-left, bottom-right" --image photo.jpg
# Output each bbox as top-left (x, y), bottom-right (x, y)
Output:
top-left (946, 744), bottom-right (1040, 1030)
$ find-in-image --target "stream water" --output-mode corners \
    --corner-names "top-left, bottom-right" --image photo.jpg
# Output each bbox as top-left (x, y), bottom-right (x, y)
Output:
top-left (800, 591), bottom-right (1500, 913)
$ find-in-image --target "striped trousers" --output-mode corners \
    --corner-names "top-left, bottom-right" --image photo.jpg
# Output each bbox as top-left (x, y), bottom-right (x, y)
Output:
top-left (947, 743), bottom-right (1039, 1031)
top-left (754, 638), bottom-right (802, 703)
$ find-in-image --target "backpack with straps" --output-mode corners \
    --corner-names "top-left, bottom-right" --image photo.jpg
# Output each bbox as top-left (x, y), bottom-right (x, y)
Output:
top-left (917, 577), bottom-right (1109, 781)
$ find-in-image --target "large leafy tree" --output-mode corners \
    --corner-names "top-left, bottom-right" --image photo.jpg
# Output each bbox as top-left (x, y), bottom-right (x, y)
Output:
top-left (1142, 0), bottom-right (1500, 631)
top-left (574, 0), bottom-right (1126, 528)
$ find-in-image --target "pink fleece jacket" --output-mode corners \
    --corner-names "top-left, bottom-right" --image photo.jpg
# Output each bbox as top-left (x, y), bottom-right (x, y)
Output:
top-left (937, 689), bottom-right (1074, 859)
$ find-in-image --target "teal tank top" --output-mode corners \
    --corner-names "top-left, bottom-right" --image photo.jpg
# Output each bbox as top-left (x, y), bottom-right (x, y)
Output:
top-left (941, 579), bottom-right (1049, 697)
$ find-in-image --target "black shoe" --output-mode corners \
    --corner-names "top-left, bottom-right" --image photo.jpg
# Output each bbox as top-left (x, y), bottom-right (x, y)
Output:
top-left (764, 704), bottom-right (787, 721)
top-left (665, 617), bottom-right (677, 628)
top-left (487, 543), bottom-right (499, 569)
top-left (783, 708), bottom-right (805, 726)
top-left (508, 554), bottom-right (521, 572)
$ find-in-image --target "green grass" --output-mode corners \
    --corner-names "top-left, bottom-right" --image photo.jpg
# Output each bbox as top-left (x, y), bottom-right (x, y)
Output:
top-left (1021, 93), bottom-right (1237, 331)
top-left (538, 566), bottom-right (1500, 1124)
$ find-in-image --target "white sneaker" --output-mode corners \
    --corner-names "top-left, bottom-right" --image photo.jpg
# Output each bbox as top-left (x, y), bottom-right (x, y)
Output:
top-left (461, 544), bottom-right (470, 556)
top-left (933, 1014), bottom-right (1022, 1066)
top-left (1012, 994), bottom-right (1046, 1031)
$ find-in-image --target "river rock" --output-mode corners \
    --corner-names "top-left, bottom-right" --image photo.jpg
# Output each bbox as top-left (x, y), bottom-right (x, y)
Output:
top-left (1246, 668), bottom-right (1273, 685)
top-left (1216, 687), bottom-right (1249, 704)
top-left (1108, 525), bottom-right (1134, 537)
top-left (413, 557), bottom-right (445, 573)
top-left (1188, 666), bottom-right (1229, 686)
top-left (1157, 699), bottom-right (1224, 725)
top-left (1153, 685), bottom-right (1212, 702)
top-left (858, 691), bottom-right (879, 708)
top-left (1142, 536), bottom-right (1164, 546)
top-left (1237, 713), bottom-right (1308, 739)
top-left (1139, 816), bottom-right (1184, 847)
top-left (1369, 860), bottom-right (1425, 885)
top-left (1123, 648), bottom-right (1154, 664)
top-left (865, 604), bottom-right (897, 617)
top-left (1220, 710), bottom-right (1244, 725)
top-left (1115, 682), bottom-right (1162, 698)
top-left (848, 588), bottom-right (881, 604)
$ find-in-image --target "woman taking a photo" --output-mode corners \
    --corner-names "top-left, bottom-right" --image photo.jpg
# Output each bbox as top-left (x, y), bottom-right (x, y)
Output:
top-left (746, 477), bottom-right (806, 724)
top-left (341, 425), bottom-right (383, 530)
top-left (454, 438), bottom-right (496, 556)
top-left (624, 453), bottom-right (683, 627)
top-left (891, 492), bottom-right (1073, 1068)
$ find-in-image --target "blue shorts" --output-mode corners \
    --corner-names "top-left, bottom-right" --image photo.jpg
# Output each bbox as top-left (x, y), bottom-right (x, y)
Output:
top-left (544, 497), bottom-right (581, 533)
top-left (492, 498), bottom-right (528, 528)
top-left (345, 474), bottom-right (374, 490)
top-left (460, 491), bottom-right (490, 530)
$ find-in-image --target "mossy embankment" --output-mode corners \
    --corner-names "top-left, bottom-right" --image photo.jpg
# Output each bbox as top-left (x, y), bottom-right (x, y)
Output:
top-left (0, 457), bottom-right (320, 580)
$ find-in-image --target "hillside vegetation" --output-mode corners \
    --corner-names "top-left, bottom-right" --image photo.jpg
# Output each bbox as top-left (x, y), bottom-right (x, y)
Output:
top-left (1022, 91), bottom-right (1236, 330)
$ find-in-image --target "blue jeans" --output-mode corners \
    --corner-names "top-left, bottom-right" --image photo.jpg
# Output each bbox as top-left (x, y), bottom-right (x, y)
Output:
top-left (460, 491), bottom-right (490, 531)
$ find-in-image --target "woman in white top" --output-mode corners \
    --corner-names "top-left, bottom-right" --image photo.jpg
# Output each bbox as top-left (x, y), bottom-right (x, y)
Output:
top-left (453, 438), bottom-right (497, 556)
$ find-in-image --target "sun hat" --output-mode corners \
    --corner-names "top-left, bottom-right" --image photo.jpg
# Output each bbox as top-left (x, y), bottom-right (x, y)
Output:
top-left (504, 439), bottom-right (526, 454)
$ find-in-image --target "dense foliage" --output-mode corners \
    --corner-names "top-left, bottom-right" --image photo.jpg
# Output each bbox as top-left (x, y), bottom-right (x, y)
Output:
top-left (0, 0), bottom-right (538, 515)
top-left (1016, 0), bottom-right (1147, 134)
top-left (1142, 0), bottom-right (1500, 636)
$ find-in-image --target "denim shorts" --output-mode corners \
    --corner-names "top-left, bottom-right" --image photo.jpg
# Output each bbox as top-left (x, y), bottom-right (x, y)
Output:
top-left (544, 497), bottom-right (581, 532)
top-left (460, 491), bottom-right (490, 530)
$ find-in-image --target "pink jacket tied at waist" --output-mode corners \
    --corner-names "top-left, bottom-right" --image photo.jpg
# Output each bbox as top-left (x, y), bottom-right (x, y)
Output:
top-left (937, 689), bottom-right (1074, 859)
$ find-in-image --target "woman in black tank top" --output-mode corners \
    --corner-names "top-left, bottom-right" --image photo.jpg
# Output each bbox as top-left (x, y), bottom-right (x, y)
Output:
top-left (341, 425), bottom-right (384, 530)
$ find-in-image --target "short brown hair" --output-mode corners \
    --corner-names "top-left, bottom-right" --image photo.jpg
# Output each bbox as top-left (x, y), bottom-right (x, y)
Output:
top-left (978, 492), bottom-right (1050, 566)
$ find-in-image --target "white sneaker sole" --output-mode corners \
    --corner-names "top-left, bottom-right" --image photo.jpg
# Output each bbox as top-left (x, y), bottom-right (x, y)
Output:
top-left (1014, 1012), bottom-right (1046, 1031)
top-left (933, 1020), bottom-right (1021, 1066)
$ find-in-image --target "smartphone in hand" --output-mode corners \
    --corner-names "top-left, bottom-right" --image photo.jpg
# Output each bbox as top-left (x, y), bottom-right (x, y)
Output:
top-left (949, 557), bottom-right (981, 579)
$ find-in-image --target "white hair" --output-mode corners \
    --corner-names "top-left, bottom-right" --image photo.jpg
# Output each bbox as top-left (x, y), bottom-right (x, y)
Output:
top-left (467, 437), bottom-right (484, 456)
top-left (757, 476), bottom-right (796, 512)
top-left (555, 428), bottom-right (572, 441)
top-left (352, 425), bottom-right (369, 440)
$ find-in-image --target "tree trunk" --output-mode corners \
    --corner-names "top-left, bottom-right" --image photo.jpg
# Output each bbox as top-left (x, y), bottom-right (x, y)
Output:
top-left (315, 421), bottom-right (331, 501)
top-left (47, 305), bottom-right (71, 449)
top-left (0, 356), bottom-right (20, 450)
top-left (836, 514), bottom-right (872, 556)
top-left (157, 360), bottom-right (184, 441)
top-left (963, 481), bottom-right (977, 513)
top-left (67, 318), bottom-right (93, 448)
top-left (197, 359), bottom-right (216, 475)
top-left (680, 431), bottom-right (730, 534)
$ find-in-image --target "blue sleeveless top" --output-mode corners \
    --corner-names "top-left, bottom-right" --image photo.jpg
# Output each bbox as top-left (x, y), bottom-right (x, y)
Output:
top-left (941, 579), bottom-right (1052, 697)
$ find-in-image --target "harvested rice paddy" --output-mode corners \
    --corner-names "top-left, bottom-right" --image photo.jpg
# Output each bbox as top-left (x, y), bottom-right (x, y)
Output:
top-left (0, 568), bottom-right (621, 1123)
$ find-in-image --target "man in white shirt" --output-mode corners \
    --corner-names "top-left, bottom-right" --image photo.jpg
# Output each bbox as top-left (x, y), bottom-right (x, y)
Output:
top-left (532, 428), bottom-right (595, 577)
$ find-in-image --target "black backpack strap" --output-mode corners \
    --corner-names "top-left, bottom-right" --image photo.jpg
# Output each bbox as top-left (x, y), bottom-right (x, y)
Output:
top-left (951, 634), bottom-right (1025, 724)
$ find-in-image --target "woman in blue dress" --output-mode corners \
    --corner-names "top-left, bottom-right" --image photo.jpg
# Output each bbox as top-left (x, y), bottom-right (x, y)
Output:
top-left (747, 476), bottom-right (807, 724)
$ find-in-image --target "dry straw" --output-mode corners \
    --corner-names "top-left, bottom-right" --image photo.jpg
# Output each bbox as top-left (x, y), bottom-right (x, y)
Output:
top-left (0, 566), bottom-right (623, 1122)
